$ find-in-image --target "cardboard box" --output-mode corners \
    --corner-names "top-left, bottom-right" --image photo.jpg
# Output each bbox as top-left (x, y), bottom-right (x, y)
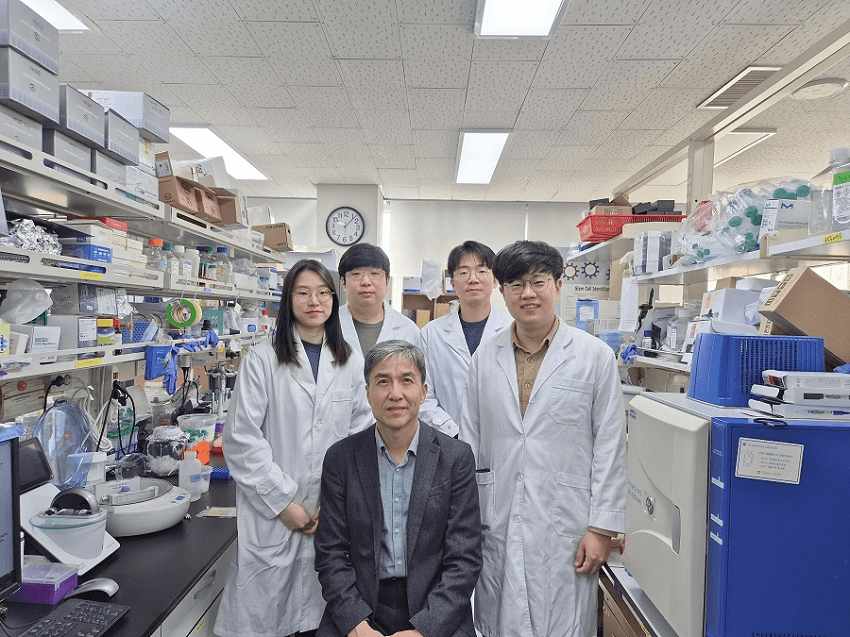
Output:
top-left (102, 109), bottom-right (139, 165)
top-left (211, 187), bottom-right (249, 227)
top-left (590, 195), bottom-right (632, 216)
top-left (48, 314), bottom-right (97, 361)
top-left (42, 129), bottom-right (91, 172)
top-left (91, 150), bottom-right (126, 185)
top-left (194, 186), bottom-right (222, 224)
top-left (759, 266), bottom-right (850, 368)
top-left (84, 90), bottom-right (170, 143)
top-left (88, 217), bottom-right (128, 232)
top-left (158, 175), bottom-right (199, 214)
top-left (415, 310), bottom-right (430, 328)
top-left (50, 283), bottom-right (117, 316)
top-left (11, 324), bottom-right (60, 363)
top-left (47, 84), bottom-right (105, 148)
top-left (0, 102), bottom-right (40, 151)
top-left (255, 222), bottom-right (294, 252)
top-left (0, 0), bottom-right (60, 73)
top-left (0, 47), bottom-right (58, 123)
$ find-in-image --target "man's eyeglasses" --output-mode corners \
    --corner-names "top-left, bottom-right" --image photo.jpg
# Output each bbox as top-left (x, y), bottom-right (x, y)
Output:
top-left (502, 277), bottom-right (552, 296)
top-left (452, 267), bottom-right (492, 282)
top-left (293, 287), bottom-right (334, 302)
top-left (345, 269), bottom-right (386, 282)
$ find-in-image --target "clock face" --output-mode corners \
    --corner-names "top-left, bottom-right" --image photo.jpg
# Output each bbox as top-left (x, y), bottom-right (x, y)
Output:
top-left (326, 206), bottom-right (365, 246)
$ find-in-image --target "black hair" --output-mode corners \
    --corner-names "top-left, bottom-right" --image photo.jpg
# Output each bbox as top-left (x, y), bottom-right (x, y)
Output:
top-left (492, 240), bottom-right (564, 285)
top-left (364, 340), bottom-right (426, 385)
top-left (337, 243), bottom-right (390, 279)
top-left (273, 259), bottom-right (352, 367)
top-left (446, 241), bottom-right (497, 277)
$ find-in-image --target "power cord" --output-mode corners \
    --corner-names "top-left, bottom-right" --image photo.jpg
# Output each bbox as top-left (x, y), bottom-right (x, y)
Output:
top-left (43, 374), bottom-right (72, 412)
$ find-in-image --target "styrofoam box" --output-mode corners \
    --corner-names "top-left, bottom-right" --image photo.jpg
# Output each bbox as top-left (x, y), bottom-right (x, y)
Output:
top-left (102, 109), bottom-right (139, 165)
top-left (0, 47), bottom-right (58, 123)
top-left (59, 222), bottom-right (114, 248)
top-left (0, 0), bottom-right (60, 74)
top-left (138, 136), bottom-right (156, 172)
top-left (0, 102), bottom-right (40, 151)
top-left (49, 84), bottom-right (105, 148)
top-left (126, 165), bottom-right (157, 199)
top-left (91, 150), bottom-right (126, 186)
top-left (42, 129), bottom-right (91, 172)
top-left (84, 90), bottom-right (170, 143)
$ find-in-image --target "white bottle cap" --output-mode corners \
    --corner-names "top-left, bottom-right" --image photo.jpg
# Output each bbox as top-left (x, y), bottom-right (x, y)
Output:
top-left (830, 147), bottom-right (850, 165)
top-left (184, 451), bottom-right (197, 461)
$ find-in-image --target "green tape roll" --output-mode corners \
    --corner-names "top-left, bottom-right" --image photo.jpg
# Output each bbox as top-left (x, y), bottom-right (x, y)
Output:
top-left (166, 299), bottom-right (202, 328)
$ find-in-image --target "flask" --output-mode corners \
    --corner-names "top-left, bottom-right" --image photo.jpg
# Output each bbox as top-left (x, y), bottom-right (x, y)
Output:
top-left (830, 147), bottom-right (850, 229)
top-left (179, 450), bottom-right (203, 502)
top-left (146, 238), bottom-right (168, 272)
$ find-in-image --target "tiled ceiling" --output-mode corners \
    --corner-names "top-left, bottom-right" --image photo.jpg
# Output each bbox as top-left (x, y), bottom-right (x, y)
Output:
top-left (59, 0), bottom-right (850, 202)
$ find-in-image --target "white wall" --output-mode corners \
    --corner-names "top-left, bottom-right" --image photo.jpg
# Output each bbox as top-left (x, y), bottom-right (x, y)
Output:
top-left (248, 197), bottom-right (318, 249)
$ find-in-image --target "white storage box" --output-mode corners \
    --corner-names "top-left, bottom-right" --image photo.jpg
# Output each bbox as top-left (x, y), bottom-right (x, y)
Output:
top-left (48, 84), bottom-right (105, 148)
top-left (84, 90), bottom-right (170, 143)
top-left (42, 129), bottom-right (91, 172)
top-left (91, 150), bottom-right (126, 186)
top-left (48, 314), bottom-right (97, 361)
top-left (102, 109), bottom-right (139, 165)
top-left (50, 283), bottom-right (118, 316)
top-left (125, 165), bottom-right (157, 199)
top-left (0, 47), bottom-right (58, 123)
top-left (0, 0), bottom-right (59, 73)
top-left (11, 324), bottom-right (60, 363)
top-left (0, 102), bottom-right (40, 151)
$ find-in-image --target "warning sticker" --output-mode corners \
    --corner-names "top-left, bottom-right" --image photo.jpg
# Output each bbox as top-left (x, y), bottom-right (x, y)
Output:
top-left (735, 438), bottom-right (803, 484)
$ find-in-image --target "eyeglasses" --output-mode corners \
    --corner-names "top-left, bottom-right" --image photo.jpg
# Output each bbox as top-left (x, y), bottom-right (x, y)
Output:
top-left (293, 287), bottom-right (334, 302)
top-left (452, 267), bottom-right (492, 281)
top-left (502, 276), bottom-right (552, 296)
top-left (345, 269), bottom-right (386, 282)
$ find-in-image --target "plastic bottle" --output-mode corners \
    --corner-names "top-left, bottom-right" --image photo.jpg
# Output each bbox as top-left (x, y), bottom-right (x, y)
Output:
top-left (196, 246), bottom-right (211, 281)
top-left (830, 147), bottom-right (850, 229)
top-left (162, 242), bottom-right (180, 277)
top-left (259, 309), bottom-right (273, 334)
top-left (179, 450), bottom-right (204, 502)
top-left (113, 319), bottom-right (123, 355)
top-left (146, 238), bottom-right (168, 271)
top-left (171, 244), bottom-right (190, 279)
top-left (216, 247), bottom-right (233, 284)
top-left (183, 247), bottom-right (200, 279)
top-left (640, 330), bottom-right (653, 350)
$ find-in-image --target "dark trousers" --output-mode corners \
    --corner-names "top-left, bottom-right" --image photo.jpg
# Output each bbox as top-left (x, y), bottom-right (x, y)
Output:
top-left (371, 577), bottom-right (412, 634)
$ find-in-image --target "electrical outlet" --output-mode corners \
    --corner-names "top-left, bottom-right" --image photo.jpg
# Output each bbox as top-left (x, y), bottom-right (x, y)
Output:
top-left (136, 360), bottom-right (146, 378)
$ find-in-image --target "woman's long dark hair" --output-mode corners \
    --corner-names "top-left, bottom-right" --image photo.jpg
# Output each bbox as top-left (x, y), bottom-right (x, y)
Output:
top-left (273, 259), bottom-right (352, 367)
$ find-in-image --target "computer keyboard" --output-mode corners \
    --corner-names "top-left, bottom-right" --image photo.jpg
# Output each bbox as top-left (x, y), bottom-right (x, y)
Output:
top-left (19, 597), bottom-right (129, 637)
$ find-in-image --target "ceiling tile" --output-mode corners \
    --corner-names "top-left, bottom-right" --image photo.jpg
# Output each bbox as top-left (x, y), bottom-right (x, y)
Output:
top-left (165, 84), bottom-right (259, 126)
top-left (418, 180), bottom-right (456, 199)
top-left (252, 154), bottom-right (302, 179)
top-left (379, 168), bottom-right (419, 187)
top-left (580, 60), bottom-right (678, 110)
top-left (533, 27), bottom-right (632, 89)
top-left (452, 184), bottom-right (489, 200)
top-left (620, 88), bottom-right (706, 129)
top-left (166, 106), bottom-right (203, 125)
top-left (62, 54), bottom-right (170, 94)
top-left (338, 60), bottom-right (405, 89)
top-left (370, 145), bottom-right (416, 169)
top-left (504, 131), bottom-right (559, 159)
top-left (383, 186), bottom-right (421, 198)
top-left (149, 0), bottom-right (263, 56)
top-left (652, 109), bottom-right (716, 145)
top-left (396, 0), bottom-right (476, 25)
top-left (491, 158), bottom-right (540, 184)
top-left (592, 129), bottom-right (664, 159)
top-left (336, 163), bottom-right (382, 183)
top-left (515, 90), bottom-right (588, 129)
top-left (415, 158), bottom-right (456, 179)
top-left (400, 24), bottom-right (474, 62)
top-left (316, 0), bottom-right (401, 59)
top-left (562, 0), bottom-right (652, 25)
top-left (412, 129), bottom-right (460, 157)
top-left (466, 61), bottom-right (537, 112)
top-left (661, 25), bottom-right (793, 90)
top-left (234, 0), bottom-right (319, 21)
top-left (357, 110), bottom-right (411, 131)
top-left (58, 59), bottom-right (101, 85)
top-left (215, 126), bottom-right (284, 155)
top-left (305, 167), bottom-right (346, 184)
top-left (462, 111), bottom-right (517, 128)
top-left (247, 22), bottom-right (340, 86)
top-left (249, 108), bottom-right (320, 143)
top-left (287, 87), bottom-right (360, 127)
top-left (347, 86), bottom-right (409, 112)
top-left (60, 32), bottom-right (126, 55)
top-left (315, 128), bottom-right (372, 159)
top-left (408, 89), bottom-right (466, 129)
top-left (539, 146), bottom-right (597, 172)
top-left (757, 3), bottom-right (850, 64)
top-left (69, 0), bottom-right (160, 19)
top-left (472, 39), bottom-right (549, 62)
top-left (277, 143), bottom-right (337, 167)
top-left (201, 57), bottom-right (295, 108)
top-left (405, 60), bottom-right (470, 89)
top-left (556, 110), bottom-right (630, 146)
top-left (721, 0), bottom-right (829, 24)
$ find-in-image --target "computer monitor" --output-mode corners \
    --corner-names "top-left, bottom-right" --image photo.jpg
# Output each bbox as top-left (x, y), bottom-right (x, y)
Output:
top-left (0, 437), bottom-right (22, 604)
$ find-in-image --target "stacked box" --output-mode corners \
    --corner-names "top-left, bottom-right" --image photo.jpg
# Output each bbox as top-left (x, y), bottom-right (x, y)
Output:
top-left (0, 102), bottom-right (40, 151)
top-left (126, 165), bottom-right (157, 199)
top-left (0, 46), bottom-right (58, 123)
top-left (91, 149), bottom-right (126, 186)
top-left (102, 109), bottom-right (139, 165)
top-left (43, 129), bottom-right (90, 179)
top-left (84, 90), bottom-right (170, 143)
top-left (0, 0), bottom-right (59, 73)
top-left (45, 84), bottom-right (105, 148)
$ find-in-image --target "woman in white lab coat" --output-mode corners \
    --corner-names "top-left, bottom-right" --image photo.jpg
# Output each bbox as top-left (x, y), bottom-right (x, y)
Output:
top-left (214, 259), bottom-right (372, 637)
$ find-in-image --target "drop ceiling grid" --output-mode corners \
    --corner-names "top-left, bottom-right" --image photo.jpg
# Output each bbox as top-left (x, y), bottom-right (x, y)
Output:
top-left (532, 27), bottom-right (633, 89)
top-left (152, 3), bottom-right (264, 57)
top-left (556, 111), bottom-right (631, 146)
top-left (164, 85), bottom-right (258, 126)
top-left (200, 57), bottom-right (296, 108)
top-left (287, 87), bottom-right (361, 128)
top-left (491, 159), bottom-right (542, 184)
top-left (356, 110), bottom-right (411, 132)
top-left (69, 0), bottom-right (160, 20)
top-left (400, 24), bottom-right (475, 62)
top-left (246, 22), bottom-right (341, 86)
top-left (515, 90), bottom-right (589, 129)
top-left (593, 129), bottom-right (664, 159)
top-left (757, 4), bottom-right (850, 64)
top-left (304, 167), bottom-right (347, 184)
top-left (418, 180), bottom-right (455, 199)
top-left (247, 109), bottom-right (321, 143)
top-left (408, 89), bottom-right (467, 129)
top-left (412, 130), bottom-right (460, 158)
top-left (277, 142), bottom-right (337, 167)
top-left (234, 0), bottom-right (320, 21)
top-left (348, 86), bottom-right (409, 112)
top-left (720, 0), bottom-right (830, 25)
top-left (130, 49), bottom-right (217, 85)
top-left (369, 145), bottom-right (416, 169)
top-left (162, 106), bottom-right (203, 126)
top-left (316, 0), bottom-right (402, 59)
top-left (538, 146), bottom-right (598, 172)
top-left (652, 109), bottom-right (716, 145)
top-left (383, 186), bottom-right (422, 198)
top-left (60, 31), bottom-right (126, 56)
top-left (660, 24), bottom-right (794, 89)
top-left (465, 61), bottom-right (538, 112)
top-left (378, 169), bottom-right (420, 187)
top-left (195, 102), bottom-right (261, 127)
top-left (213, 126), bottom-right (285, 155)
top-left (313, 128), bottom-right (372, 157)
top-left (337, 60), bottom-right (406, 89)
top-left (404, 59), bottom-right (471, 89)
top-left (61, 54), bottom-right (176, 99)
top-left (579, 60), bottom-right (678, 110)
top-left (462, 112), bottom-right (518, 128)
top-left (562, 0), bottom-right (652, 26)
top-left (336, 165), bottom-right (382, 183)
top-left (414, 158), bottom-right (455, 179)
top-left (251, 154), bottom-right (302, 178)
top-left (96, 19), bottom-right (188, 56)
top-left (619, 88), bottom-right (707, 129)
top-left (59, 59), bottom-right (102, 85)
top-left (472, 39), bottom-right (549, 61)
top-left (396, 0), bottom-right (476, 25)
top-left (504, 131), bottom-right (562, 159)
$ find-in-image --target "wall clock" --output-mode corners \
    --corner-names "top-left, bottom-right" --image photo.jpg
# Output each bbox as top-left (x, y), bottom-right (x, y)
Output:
top-left (326, 206), bottom-right (365, 246)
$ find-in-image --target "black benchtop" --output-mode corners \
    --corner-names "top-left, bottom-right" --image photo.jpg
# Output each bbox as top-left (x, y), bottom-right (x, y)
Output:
top-left (4, 479), bottom-right (237, 637)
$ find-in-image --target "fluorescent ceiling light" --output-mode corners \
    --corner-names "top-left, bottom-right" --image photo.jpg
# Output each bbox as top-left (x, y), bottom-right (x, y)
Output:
top-left (456, 131), bottom-right (510, 184)
top-left (475, 0), bottom-right (567, 38)
top-left (170, 127), bottom-right (267, 181)
top-left (20, 0), bottom-right (89, 31)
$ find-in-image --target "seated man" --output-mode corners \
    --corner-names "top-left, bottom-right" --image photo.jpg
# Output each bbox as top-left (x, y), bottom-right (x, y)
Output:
top-left (315, 340), bottom-right (482, 637)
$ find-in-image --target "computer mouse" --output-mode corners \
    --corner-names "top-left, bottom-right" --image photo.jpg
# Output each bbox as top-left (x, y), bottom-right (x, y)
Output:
top-left (67, 577), bottom-right (119, 601)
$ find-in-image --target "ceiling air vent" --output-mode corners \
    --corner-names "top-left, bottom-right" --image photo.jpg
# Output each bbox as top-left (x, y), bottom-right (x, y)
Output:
top-left (698, 66), bottom-right (781, 109)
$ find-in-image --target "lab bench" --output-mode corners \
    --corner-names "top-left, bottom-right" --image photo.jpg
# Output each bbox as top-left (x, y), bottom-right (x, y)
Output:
top-left (4, 479), bottom-right (237, 637)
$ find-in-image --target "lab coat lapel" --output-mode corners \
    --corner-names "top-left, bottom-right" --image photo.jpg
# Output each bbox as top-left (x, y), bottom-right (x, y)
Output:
top-left (495, 337), bottom-right (520, 410)
top-left (444, 309), bottom-right (470, 360)
top-left (529, 318), bottom-right (574, 402)
top-left (355, 426), bottom-right (383, 572)
top-left (314, 341), bottom-right (334, 404)
top-left (406, 424), bottom-right (438, 560)
top-left (289, 333), bottom-right (316, 397)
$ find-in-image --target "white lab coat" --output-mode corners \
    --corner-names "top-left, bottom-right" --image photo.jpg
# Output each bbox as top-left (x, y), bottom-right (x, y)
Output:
top-left (460, 318), bottom-right (626, 637)
top-left (338, 302), bottom-right (421, 358)
top-left (214, 338), bottom-right (372, 637)
top-left (419, 306), bottom-right (513, 437)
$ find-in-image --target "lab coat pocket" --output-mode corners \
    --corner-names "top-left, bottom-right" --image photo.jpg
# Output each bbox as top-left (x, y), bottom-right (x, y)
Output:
top-left (238, 507), bottom-right (291, 550)
top-left (476, 471), bottom-right (495, 528)
top-left (553, 472), bottom-right (591, 539)
top-left (330, 390), bottom-right (353, 438)
top-left (549, 380), bottom-right (593, 428)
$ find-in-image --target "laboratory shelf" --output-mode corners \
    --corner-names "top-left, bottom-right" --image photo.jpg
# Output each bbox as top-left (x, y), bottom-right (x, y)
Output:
top-left (766, 229), bottom-right (849, 260)
top-left (629, 355), bottom-right (690, 373)
top-left (0, 344), bottom-right (146, 378)
top-left (0, 245), bottom-right (164, 291)
top-left (163, 272), bottom-right (281, 302)
top-left (568, 222), bottom-right (685, 265)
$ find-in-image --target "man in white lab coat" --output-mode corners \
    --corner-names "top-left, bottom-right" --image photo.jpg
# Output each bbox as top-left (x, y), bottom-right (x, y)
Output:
top-left (420, 241), bottom-right (512, 437)
top-left (338, 243), bottom-right (421, 358)
top-left (460, 240), bottom-right (627, 637)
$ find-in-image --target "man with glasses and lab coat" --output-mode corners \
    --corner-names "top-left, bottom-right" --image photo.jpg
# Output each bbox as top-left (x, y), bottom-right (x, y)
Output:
top-left (460, 240), bottom-right (626, 637)
top-left (419, 241), bottom-right (512, 437)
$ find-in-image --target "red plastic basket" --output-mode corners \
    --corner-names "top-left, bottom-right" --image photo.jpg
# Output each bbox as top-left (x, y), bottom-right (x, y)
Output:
top-left (577, 214), bottom-right (683, 242)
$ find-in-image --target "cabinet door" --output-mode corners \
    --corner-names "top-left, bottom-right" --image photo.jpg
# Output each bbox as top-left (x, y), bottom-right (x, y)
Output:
top-left (186, 590), bottom-right (223, 637)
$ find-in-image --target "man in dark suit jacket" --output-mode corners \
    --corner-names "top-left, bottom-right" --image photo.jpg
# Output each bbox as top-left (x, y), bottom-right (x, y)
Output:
top-left (315, 340), bottom-right (482, 637)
